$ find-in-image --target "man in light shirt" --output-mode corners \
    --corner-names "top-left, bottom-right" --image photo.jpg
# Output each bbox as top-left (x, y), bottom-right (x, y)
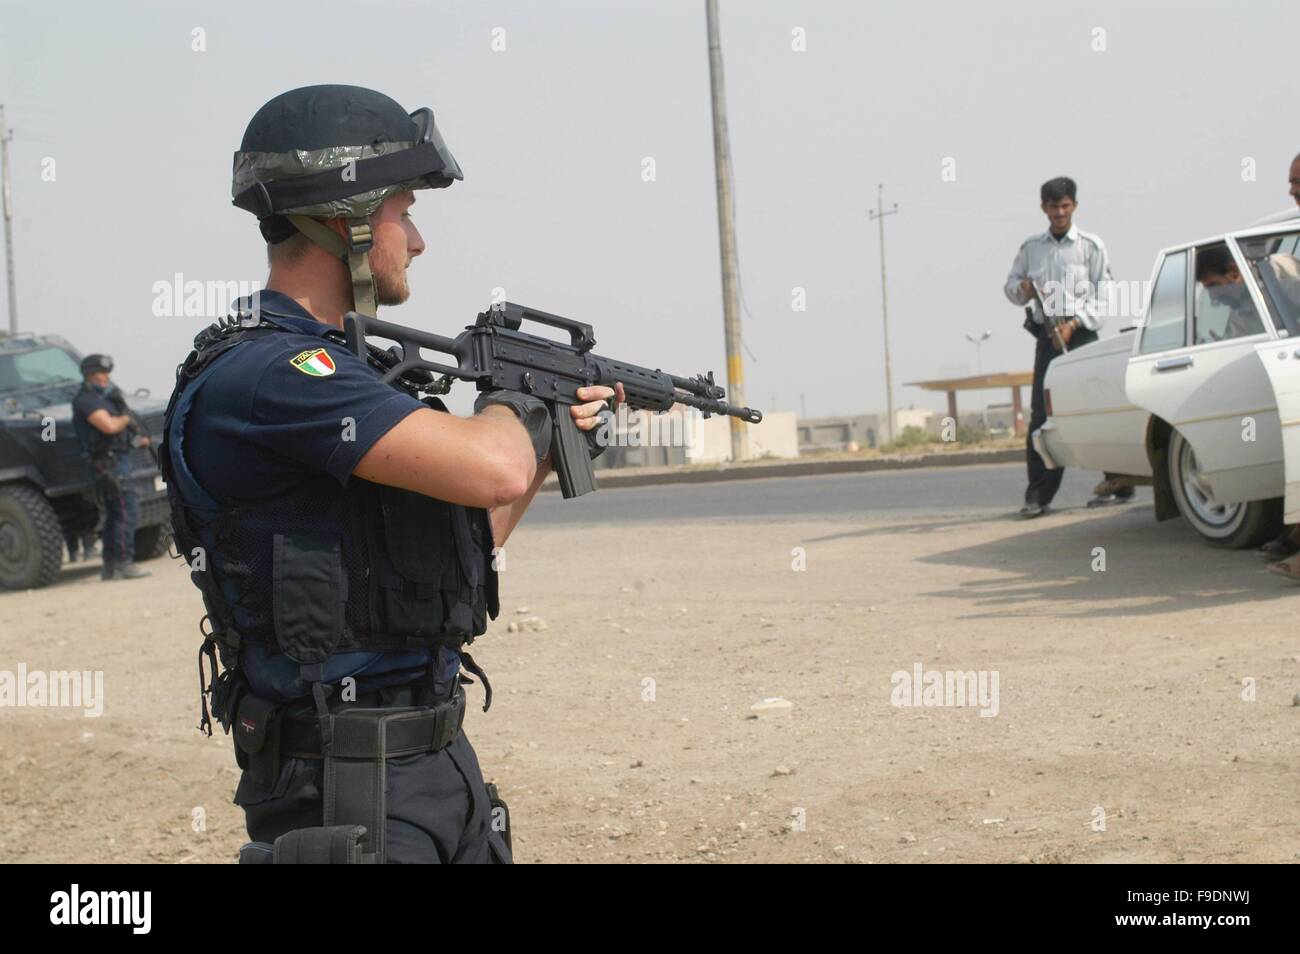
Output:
top-left (1004, 176), bottom-right (1117, 518)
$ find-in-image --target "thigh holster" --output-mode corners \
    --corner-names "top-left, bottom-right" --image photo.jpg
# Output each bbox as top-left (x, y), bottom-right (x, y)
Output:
top-left (237, 687), bottom-right (467, 864)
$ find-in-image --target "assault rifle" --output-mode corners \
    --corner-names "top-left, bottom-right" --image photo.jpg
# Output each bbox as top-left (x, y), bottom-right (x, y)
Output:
top-left (343, 302), bottom-right (763, 498)
top-left (106, 385), bottom-right (159, 467)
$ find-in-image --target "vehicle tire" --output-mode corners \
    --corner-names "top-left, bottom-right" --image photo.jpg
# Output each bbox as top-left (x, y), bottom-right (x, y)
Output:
top-left (134, 520), bottom-right (172, 561)
top-left (1167, 429), bottom-right (1282, 549)
top-left (0, 485), bottom-right (65, 589)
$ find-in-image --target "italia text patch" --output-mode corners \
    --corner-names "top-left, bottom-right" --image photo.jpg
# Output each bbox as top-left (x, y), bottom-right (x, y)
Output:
top-left (290, 348), bottom-right (337, 377)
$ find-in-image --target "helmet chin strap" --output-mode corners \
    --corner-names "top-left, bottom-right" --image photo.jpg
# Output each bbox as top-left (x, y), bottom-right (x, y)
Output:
top-left (286, 213), bottom-right (379, 318)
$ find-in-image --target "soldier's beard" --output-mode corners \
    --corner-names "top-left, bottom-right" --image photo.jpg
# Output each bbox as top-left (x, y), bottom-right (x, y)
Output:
top-left (369, 246), bottom-right (411, 307)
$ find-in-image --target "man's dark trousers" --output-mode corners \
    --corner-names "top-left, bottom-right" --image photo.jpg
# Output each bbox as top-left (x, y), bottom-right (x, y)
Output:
top-left (94, 455), bottom-right (138, 566)
top-left (1025, 324), bottom-right (1097, 507)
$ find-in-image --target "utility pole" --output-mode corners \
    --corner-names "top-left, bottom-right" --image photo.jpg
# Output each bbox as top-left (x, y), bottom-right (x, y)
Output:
top-left (705, 0), bottom-right (749, 463)
top-left (1, 105), bottom-right (16, 335)
top-left (868, 184), bottom-right (898, 443)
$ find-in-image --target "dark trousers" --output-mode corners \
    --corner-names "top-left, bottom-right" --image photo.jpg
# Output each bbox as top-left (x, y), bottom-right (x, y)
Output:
top-left (1025, 325), bottom-right (1097, 506)
top-left (93, 456), bottom-right (138, 565)
top-left (236, 729), bottom-right (511, 864)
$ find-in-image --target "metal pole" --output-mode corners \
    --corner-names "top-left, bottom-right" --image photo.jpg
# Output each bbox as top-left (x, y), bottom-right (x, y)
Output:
top-left (868, 184), bottom-right (898, 443)
top-left (965, 329), bottom-right (992, 428)
top-left (705, 0), bottom-right (749, 462)
top-left (1, 105), bottom-right (17, 335)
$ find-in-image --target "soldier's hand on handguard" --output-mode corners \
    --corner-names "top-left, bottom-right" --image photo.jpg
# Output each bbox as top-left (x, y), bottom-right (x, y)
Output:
top-left (570, 383), bottom-right (625, 431)
top-left (574, 383), bottom-right (624, 461)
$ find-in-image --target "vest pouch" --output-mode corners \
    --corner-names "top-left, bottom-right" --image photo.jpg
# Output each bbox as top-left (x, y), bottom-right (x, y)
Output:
top-left (272, 532), bottom-right (347, 663)
top-left (374, 486), bottom-right (457, 639)
top-left (234, 693), bottom-right (282, 791)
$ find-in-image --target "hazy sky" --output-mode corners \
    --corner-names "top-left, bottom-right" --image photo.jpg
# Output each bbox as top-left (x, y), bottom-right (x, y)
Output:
top-left (1, 0), bottom-right (1297, 418)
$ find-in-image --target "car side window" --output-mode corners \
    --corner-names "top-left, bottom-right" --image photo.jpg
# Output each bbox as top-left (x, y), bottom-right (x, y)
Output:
top-left (1238, 230), bottom-right (1300, 338)
top-left (1139, 251), bottom-right (1188, 354)
top-left (1191, 243), bottom-right (1265, 344)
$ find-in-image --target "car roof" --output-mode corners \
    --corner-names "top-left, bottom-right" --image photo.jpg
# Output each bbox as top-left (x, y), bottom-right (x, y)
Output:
top-left (0, 333), bottom-right (77, 355)
top-left (1156, 209), bottom-right (1300, 257)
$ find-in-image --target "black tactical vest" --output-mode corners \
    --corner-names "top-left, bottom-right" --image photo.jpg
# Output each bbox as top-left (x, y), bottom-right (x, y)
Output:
top-left (161, 317), bottom-right (500, 678)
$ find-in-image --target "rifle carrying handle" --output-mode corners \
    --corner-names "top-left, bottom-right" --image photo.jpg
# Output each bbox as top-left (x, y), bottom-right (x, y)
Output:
top-left (504, 303), bottom-right (596, 353)
top-left (550, 403), bottom-right (598, 498)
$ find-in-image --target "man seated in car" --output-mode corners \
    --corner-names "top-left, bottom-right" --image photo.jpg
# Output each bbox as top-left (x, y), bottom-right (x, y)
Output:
top-left (1195, 246), bottom-right (1265, 341)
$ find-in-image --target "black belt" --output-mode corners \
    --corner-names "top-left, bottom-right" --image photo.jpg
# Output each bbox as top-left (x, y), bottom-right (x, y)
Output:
top-left (280, 687), bottom-right (466, 759)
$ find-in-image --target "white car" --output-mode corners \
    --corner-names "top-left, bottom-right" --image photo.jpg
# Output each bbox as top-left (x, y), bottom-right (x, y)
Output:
top-left (1034, 211), bottom-right (1300, 548)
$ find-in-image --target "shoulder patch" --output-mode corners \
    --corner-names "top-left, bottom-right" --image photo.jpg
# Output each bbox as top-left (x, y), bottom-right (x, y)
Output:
top-left (290, 348), bottom-right (337, 377)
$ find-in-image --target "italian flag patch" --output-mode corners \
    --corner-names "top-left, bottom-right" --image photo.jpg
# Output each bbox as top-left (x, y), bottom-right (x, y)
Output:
top-left (290, 348), bottom-right (337, 377)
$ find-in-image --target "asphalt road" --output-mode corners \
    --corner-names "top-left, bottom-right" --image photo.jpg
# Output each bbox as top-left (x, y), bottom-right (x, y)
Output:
top-left (527, 463), bottom-right (1135, 525)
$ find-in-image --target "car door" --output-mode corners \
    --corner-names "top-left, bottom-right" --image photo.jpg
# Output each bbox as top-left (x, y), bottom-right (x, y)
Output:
top-left (1254, 340), bottom-right (1300, 521)
top-left (1125, 242), bottom-right (1282, 505)
top-left (1244, 229), bottom-right (1300, 520)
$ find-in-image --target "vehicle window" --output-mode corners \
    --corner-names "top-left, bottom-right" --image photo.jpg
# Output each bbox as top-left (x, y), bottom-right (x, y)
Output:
top-left (1192, 242), bottom-right (1265, 343)
top-left (0, 347), bottom-right (83, 393)
top-left (1237, 230), bottom-right (1300, 337)
top-left (1139, 251), bottom-right (1187, 354)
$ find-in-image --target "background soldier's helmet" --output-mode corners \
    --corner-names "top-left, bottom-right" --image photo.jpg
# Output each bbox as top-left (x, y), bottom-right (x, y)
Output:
top-left (231, 84), bottom-right (462, 316)
top-left (79, 354), bottom-right (113, 375)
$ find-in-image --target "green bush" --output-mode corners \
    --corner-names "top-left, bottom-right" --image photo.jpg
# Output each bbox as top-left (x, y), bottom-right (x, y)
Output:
top-left (955, 424), bottom-right (992, 444)
top-left (878, 425), bottom-right (937, 453)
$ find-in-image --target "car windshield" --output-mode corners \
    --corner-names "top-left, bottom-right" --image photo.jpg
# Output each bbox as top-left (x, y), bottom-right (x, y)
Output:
top-left (0, 346), bottom-right (83, 393)
top-left (1236, 230), bottom-right (1300, 337)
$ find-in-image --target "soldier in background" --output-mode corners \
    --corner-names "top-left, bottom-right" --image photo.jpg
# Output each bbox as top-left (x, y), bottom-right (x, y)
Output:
top-left (71, 354), bottom-right (150, 580)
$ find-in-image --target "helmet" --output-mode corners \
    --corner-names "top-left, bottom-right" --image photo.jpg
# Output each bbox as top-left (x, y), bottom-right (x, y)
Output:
top-left (80, 354), bottom-right (113, 375)
top-left (231, 85), bottom-right (462, 315)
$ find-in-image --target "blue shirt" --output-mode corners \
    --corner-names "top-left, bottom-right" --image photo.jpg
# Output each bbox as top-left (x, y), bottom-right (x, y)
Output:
top-left (182, 290), bottom-right (459, 702)
top-left (72, 383), bottom-right (132, 460)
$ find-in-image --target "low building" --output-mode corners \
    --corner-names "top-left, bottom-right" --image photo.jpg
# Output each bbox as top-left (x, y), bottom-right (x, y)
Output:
top-left (593, 406), bottom-right (799, 468)
top-left (797, 409), bottom-right (937, 451)
top-left (687, 411), bottom-right (799, 464)
top-left (797, 414), bottom-right (876, 453)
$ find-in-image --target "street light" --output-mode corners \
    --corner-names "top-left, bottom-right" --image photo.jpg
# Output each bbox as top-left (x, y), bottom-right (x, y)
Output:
top-left (964, 329), bottom-right (992, 375)
top-left (964, 330), bottom-right (992, 428)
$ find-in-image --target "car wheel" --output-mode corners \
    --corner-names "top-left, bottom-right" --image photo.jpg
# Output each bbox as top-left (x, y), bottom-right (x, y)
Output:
top-left (134, 520), bottom-right (172, 561)
top-left (1167, 429), bottom-right (1281, 548)
top-left (0, 485), bottom-right (65, 589)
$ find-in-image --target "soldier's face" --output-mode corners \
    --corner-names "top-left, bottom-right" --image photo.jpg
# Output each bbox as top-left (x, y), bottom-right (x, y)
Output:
top-left (1289, 158), bottom-right (1300, 208)
top-left (369, 191), bottom-right (426, 306)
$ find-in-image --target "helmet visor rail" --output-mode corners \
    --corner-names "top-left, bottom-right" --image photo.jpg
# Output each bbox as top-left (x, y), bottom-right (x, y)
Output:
top-left (233, 107), bottom-right (462, 218)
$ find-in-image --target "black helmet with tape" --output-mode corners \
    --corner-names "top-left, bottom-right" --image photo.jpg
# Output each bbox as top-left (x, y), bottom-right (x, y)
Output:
top-left (231, 85), bottom-right (462, 316)
top-left (80, 354), bottom-right (113, 376)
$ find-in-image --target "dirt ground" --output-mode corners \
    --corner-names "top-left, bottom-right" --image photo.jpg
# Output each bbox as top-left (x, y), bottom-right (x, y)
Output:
top-left (2, 486), bottom-right (1299, 863)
